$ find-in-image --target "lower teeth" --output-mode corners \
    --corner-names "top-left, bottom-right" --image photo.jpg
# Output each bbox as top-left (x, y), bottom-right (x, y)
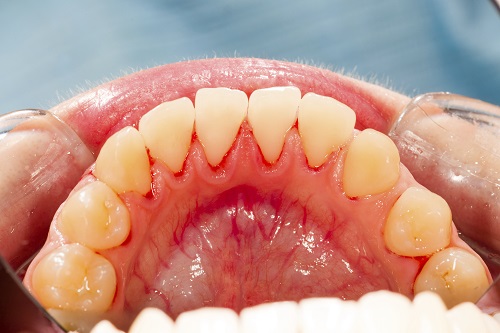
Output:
top-left (84, 291), bottom-right (500, 333)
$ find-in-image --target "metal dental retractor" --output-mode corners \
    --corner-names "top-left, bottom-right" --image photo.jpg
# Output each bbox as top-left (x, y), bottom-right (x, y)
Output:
top-left (1, 93), bottom-right (500, 331)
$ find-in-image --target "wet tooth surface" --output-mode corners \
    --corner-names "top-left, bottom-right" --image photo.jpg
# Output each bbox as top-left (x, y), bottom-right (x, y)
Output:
top-left (358, 290), bottom-right (413, 332)
top-left (414, 247), bottom-right (490, 308)
top-left (138, 97), bottom-right (195, 173)
top-left (94, 126), bottom-right (151, 195)
top-left (299, 298), bottom-right (359, 333)
top-left (342, 129), bottom-right (400, 197)
top-left (59, 180), bottom-right (130, 250)
top-left (32, 243), bottom-right (116, 312)
top-left (413, 291), bottom-right (452, 332)
top-left (240, 301), bottom-right (299, 333)
top-left (247, 86), bottom-right (300, 164)
top-left (384, 187), bottom-right (452, 257)
top-left (128, 307), bottom-right (174, 333)
top-left (195, 87), bottom-right (248, 166)
top-left (175, 307), bottom-right (239, 333)
top-left (298, 92), bottom-right (356, 167)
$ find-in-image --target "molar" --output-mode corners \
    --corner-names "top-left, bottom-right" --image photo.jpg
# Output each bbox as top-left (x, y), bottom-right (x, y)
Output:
top-left (194, 87), bottom-right (248, 166)
top-left (138, 97), bottom-right (195, 173)
top-left (384, 187), bottom-right (452, 257)
top-left (247, 86), bottom-right (300, 164)
top-left (31, 243), bottom-right (116, 313)
top-left (414, 247), bottom-right (490, 308)
top-left (298, 92), bottom-right (356, 168)
top-left (94, 126), bottom-right (152, 195)
top-left (342, 129), bottom-right (400, 197)
top-left (59, 180), bottom-right (131, 250)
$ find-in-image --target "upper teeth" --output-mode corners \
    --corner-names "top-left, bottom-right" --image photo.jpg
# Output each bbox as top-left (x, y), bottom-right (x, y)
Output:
top-left (27, 86), bottom-right (492, 332)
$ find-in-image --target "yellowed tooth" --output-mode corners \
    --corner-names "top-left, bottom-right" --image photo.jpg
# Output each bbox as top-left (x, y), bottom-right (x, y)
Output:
top-left (195, 87), bottom-right (248, 166)
top-left (58, 181), bottom-right (130, 250)
top-left (248, 86), bottom-right (300, 164)
top-left (414, 247), bottom-right (490, 308)
top-left (32, 244), bottom-right (116, 312)
top-left (384, 187), bottom-right (452, 257)
top-left (94, 126), bottom-right (151, 195)
top-left (342, 129), bottom-right (400, 197)
top-left (298, 93), bottom-right (356, 167)
top-left (138, 97), bottom-right (195, 173)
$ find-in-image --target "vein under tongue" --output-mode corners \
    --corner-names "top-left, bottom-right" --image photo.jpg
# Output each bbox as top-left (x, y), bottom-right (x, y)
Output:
top-left (102, 128), bottom-right (418, 320)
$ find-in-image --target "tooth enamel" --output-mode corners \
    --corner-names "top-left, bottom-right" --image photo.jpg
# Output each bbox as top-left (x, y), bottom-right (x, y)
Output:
top-left (299, 298), bottom-right (359, 332)
top-left (358, 290), bottom-right (413, 332)
top-left (247, 86), bottom-right (300, 164)
top-left (342, 129), bottom-right (400, 197)
top-left (94, 126), bottom-right (151, 195)
top-left (413, 291), bottom-right (452, 332)
top-left (90, 320), bottom-right (124, 333)
top-left (138, 97), bottom-right (195, 173)
top-left (414, 247), bottom-right (490, 308)
top-left (128, 308), bottom-right (174, 333)
top-left (32, 244), bottom-right (116, 312)
top-left (384, 187), bottom-right (452, 257)
top-left (298, 93), bottom-right (356, 167)
top-left (175, 307), bottom-right (239, 333)
top-left (195, 87), bottom-right (248, 166)
top-left (240, 301), bottom-right (299, 333)
top-left (447, 302), bottom-right (489, 332)
top-left (59, 181), bottom-right (131, 250)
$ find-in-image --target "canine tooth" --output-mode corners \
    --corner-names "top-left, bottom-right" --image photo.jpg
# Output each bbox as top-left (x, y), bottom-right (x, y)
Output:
top-left (414, 247), bottom-right (490, 308)
top-left (240, 301), bottom-right (299, 333)
top-left (59, 181), bottom-right (130, 250)
top-left (175, 307), bottom-right (239, 333)
top-left (129, 307), bottom-right (174, 333)
top-left (342, 129), bottom-right (400, 197)
top-left (32, 244), bottom-right (116, 312)
top-left (484, 313), bottom-right (500, 332)
top-left (195, 87), bottom-right (248, 166)
top-left (299, 298), bottom-right (359, 333)
top-left (358, 290), bottom-right (413, 332)
top-left (94, 126), bottom-right (151, 195)
top-left (138, 97), bottom-right (195, 173)
top-left (248, 86), bottom-right (300, 164)
top-left (298, 92), bottom-right (356, 167)
top-left (384, 187), bottom-right (452, 257)
top-left (413, 291), bottom-right (452, 332)
top-left (446, 302), bottom-right (488, 332)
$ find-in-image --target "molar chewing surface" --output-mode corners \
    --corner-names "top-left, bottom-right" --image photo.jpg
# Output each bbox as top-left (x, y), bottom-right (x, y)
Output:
top-left (28, 86), bottom-right (491, 331)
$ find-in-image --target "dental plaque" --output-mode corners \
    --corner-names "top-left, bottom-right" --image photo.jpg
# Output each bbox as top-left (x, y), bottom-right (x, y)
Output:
top-left (18, 63), bottom-right (496, 332)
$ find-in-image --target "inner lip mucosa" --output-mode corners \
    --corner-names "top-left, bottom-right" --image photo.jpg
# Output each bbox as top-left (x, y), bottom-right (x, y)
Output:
top-left (18, 59), bottom-right (493, 330)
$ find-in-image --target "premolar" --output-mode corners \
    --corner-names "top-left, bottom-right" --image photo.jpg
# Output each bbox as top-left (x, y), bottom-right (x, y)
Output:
top-left (247, 86), bottom-right (300, 164)
top-left (59, 180), bottom-right (131, 250)
top-left (384, 187), bottom-right (452, 257)
top-left (414, 247), bottom-right (490, 308)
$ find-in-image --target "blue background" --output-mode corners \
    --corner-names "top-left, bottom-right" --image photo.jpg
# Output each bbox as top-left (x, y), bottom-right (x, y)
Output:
top-left (1, 0), bottom-right (499, 114)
